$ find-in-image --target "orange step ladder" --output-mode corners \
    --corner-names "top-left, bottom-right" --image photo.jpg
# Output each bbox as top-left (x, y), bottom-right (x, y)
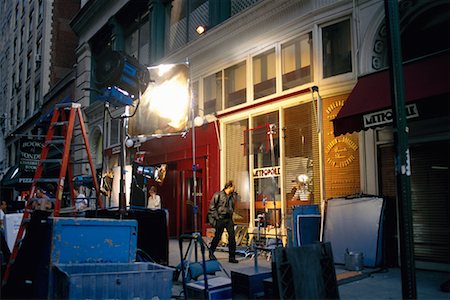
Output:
top-left (2, 102), bottom-right (104, 286)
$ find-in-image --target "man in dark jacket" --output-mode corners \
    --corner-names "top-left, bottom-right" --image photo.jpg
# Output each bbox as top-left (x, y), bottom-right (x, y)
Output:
top-left (207, 180), bottom-right (238, 263)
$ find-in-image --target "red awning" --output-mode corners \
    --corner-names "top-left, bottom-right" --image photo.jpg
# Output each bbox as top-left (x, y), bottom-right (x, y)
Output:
top-left (333, 51), bottom-right (450, 136)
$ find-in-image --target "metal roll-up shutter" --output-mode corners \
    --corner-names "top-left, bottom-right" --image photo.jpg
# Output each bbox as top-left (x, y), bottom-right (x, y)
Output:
top-left (409, 140), bottom-right (450, 265)
top-left (379, 140), bottom-right (450, 268)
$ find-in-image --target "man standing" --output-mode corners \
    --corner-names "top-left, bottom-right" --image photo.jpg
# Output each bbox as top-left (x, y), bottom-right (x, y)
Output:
top-left (208, 181), bottom-right (238, 263)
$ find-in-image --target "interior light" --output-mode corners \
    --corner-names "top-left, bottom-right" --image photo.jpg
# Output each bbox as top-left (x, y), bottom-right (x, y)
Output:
top-left (196, 25), bottom-right (206, 35)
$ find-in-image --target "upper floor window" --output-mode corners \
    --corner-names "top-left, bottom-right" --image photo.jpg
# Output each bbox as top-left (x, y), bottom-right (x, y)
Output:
top-left (225, 60), bottom-right (246, 109)
top-left (109, 118), bottom-right (120, 146)
top-left (25, 90), bottom-right (30, 118)
top-left (21, 24), bottom-right (25, 49)
top-left (322, 19), bottom-right (352, 78)
top-left (124, 14), bottom-right (150, 66)
top-left (15, 3), bottom-right (19, 26)
top-left (203, 71), bottom-right (222, 115)
top-left (282, 32), bottom-right (313, 90)
top-left (27, 51), bottom-right (32, 78)
top-left (38, 0), bottom-right (43, 23)
top-left (34, 83), bottom-right (40, 111)
top-left (231, 0), bottom-right (261, 16)
top-left (167, 0), bottom-right (208, 53)
top-left (29, 9), bottom-right (34, 36)
top-left (253, 48), bottom-right (276, 100)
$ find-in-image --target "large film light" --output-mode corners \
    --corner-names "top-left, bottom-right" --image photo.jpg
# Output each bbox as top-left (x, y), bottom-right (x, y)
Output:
top-left (96, 86), bottom-right (134, 107)
top-left (128, 63), bottom-right (189, 136)
top-left (94, 51), bottom-right (150, 98)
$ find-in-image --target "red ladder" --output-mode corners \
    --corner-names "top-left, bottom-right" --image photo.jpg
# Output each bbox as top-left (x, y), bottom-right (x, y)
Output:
top-left (2, 102), bottom-right (104, 285)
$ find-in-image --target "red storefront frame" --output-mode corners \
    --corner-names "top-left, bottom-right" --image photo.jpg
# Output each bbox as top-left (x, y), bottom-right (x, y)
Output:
top-left (139, 122), bottom-right (220, 237)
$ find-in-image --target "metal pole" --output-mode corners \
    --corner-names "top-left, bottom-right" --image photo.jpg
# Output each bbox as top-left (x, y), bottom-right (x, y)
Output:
top-left (268, 124), bottom-right (279, 246)
top-left (189, 59), bottom-right (198, 234)
top-left (192, 108), bottom-right (198, 233)
top-left (384, 1), bottom-right (416, 298)
top-left (119, 106), bottom-right (130, 218)
top-left (119, 116), bottom-right (126, 218)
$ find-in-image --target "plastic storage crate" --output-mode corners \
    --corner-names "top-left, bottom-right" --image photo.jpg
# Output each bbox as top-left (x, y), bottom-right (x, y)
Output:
top-left (53, 262), bottom-right (174, 300)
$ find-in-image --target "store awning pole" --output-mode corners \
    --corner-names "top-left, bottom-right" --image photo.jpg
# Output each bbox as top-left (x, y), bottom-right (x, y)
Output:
top-left (384, 1), bottom-right (417, 299)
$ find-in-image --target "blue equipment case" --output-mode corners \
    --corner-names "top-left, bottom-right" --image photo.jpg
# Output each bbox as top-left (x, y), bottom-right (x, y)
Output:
top-left (186, 276), bottom-right (232, 300)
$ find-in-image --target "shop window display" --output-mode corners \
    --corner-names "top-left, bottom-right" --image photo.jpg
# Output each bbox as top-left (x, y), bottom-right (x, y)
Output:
top-left (283, 103), bottom-right (320, 212)
top-left (250, 112), bottom-right (281, 230)
top-left (225, 119), bottom-right (250, 225)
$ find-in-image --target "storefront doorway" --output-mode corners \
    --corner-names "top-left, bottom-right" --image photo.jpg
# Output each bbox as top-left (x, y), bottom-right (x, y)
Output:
top-left (178, 158), bottom-right (205, 234)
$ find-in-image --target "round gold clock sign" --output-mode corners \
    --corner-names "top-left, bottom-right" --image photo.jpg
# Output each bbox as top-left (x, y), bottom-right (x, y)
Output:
top-left (325, 136), bottom-right (358, 168)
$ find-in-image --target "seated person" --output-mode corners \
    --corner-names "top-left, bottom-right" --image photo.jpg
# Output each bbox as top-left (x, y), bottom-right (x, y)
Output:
top-left (73, 186), bottom-right (88, 211)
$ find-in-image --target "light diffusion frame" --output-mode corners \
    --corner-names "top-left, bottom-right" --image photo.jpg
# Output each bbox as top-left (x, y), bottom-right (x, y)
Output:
top-left (128, 63), bottom-right (190, 136)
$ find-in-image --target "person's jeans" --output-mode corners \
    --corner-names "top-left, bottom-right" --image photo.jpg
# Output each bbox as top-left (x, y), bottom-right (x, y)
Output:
top-left (210, 218), bottom-right (236, 259)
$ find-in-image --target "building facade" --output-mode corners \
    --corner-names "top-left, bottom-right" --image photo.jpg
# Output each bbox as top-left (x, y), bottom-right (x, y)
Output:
top-left (0, 0), bottom-right (80, 202)
top-left (1, 0), bottom-right (442, 271)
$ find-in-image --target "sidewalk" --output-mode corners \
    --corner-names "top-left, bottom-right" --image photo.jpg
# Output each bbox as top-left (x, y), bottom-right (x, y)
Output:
top-left (167, 239), bottom-right (449, 299)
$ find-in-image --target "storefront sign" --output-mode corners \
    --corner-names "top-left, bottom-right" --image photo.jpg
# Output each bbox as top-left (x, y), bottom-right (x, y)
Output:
top-left (325, 136), bottom-right (358, 168)
top-left (363, 103), bottom-right (419, 128)
top-left (19, 138), bottom-right (44, 173)
top-left (253, 166), bottom-right (281, 178)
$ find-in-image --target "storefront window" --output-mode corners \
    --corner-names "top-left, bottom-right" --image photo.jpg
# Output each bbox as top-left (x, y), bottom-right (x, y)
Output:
top-left (250, 112), bottom-right (281, 228)
top-left (281, 32), bottom-right (313, 90)
top-left (224, 61), bottom-right (246, 108)
top-left (110, 118), bottom-right (120, 146)
top-left (283, 103), bottom-right (320, 214)
top-left (225, 119), bottom-right (250, 225)
top-left (203, 72), bottom-right (222, 114)
top-left (253, 48), bottom-right (276, 99)
top-left (322, 19), bottom-right (352, 78)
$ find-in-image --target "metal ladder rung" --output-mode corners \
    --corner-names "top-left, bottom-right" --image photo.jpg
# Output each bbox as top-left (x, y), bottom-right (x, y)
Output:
top-left (41, 159), bottom-right (62, 164)
top-left (51, 121), bottom-right (68, 126)
top-left (70, 160), bottom-right (90, 164)
top-left (46, 139), bottom-right (65, 145)
top-left (35, 178), bottom-right (59, 183)
top-left (56, 102), bottom-right (81, 109)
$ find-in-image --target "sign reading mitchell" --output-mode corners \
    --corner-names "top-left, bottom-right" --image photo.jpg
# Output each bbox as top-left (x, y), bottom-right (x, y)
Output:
top-left (363, 103), bottom-right (419, 128)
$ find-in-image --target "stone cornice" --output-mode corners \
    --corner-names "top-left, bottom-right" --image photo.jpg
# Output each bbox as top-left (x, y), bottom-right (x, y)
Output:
top-left (70, 0), bottom-right (127, 40)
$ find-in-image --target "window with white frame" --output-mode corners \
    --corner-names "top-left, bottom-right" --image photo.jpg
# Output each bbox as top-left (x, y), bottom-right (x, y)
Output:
top-left (224, 61), bottom-right (246, 109)
top-left (281, 32), bottom-right (313, 90)
top-left (203, 71), bottom-right (222, 115)
top-left (322, 19), bottom-right (352, 78)
top-left (253, 48), bottom-right (276, 100)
